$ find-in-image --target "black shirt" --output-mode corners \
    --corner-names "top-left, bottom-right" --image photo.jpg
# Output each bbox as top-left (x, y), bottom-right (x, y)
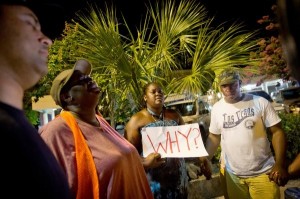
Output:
top-left (0, 102), bottom-right (71, 198)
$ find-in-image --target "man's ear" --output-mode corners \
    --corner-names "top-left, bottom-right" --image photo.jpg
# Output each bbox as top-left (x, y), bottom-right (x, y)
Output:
top-left (61, 93), bottom-right (73, 104)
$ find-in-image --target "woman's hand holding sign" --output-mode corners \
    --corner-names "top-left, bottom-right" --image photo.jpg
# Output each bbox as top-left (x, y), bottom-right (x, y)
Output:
top-left (143, 152), bottom-right (166, 170)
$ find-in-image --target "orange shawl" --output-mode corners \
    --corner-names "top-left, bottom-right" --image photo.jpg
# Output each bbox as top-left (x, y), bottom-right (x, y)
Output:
top-left (60, 111), bottom-right (99, 199)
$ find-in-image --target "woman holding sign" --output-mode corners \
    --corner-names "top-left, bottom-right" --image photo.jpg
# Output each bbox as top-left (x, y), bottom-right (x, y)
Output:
top-left (125, 82), bottom-right (189, 199)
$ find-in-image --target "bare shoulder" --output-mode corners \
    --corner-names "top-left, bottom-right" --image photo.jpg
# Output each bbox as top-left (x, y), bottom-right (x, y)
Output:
top-left (126, 109), bottom-right (151, 129)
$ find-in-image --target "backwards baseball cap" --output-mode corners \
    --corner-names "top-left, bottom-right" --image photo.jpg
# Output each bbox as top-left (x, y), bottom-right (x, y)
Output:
top-left (50, 59), bottom-right (92, 107)
top-left (0, 0), bottom-right (65, 39)
top-left (218, 69), bottom-right (241, 86)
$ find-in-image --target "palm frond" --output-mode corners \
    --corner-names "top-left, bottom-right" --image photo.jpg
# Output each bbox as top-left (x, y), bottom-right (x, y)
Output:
top-left (168, 21), bottom-right (260, 94)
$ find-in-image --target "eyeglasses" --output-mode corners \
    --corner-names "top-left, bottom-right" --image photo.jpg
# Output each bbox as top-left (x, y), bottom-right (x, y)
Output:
top-left (67, 75), bottom-right (92, 88)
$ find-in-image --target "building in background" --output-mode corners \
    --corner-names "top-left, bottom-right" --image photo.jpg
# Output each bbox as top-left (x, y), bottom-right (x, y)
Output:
top-left (32, 95), bottom-right (61, 128)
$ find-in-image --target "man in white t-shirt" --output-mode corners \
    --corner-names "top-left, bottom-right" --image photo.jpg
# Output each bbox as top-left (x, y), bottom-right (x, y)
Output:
top-left (200, 69), bottom-right (289, 199)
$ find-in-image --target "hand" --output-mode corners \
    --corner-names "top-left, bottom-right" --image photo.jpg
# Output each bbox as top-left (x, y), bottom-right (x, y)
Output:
top-left (186, 162), bottom-right (201, 180)
top-left (268, 164), bottom-right (289, 186)
top-left (144, 153), bottom-right (165, 169)
top-left (199, 157), bottom-right (212, 180)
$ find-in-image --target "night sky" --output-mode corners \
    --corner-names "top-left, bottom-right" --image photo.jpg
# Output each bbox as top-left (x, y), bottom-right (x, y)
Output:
top-left (45, 0), bottom-right (277, 39)
top-left (201, 0), bottom-right (277, 30)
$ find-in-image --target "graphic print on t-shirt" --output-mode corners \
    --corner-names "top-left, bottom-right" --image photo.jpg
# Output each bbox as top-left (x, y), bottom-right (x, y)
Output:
top-left (223, 107), bottom-right (254, 128)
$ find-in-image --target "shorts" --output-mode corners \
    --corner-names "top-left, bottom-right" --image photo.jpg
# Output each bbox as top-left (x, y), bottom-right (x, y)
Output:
top-left (226, 170), bottom-right (280, 199)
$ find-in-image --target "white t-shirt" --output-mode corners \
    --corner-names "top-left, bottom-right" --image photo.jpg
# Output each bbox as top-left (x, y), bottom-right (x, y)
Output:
top-left (209, 94), bottom-right (281, 177)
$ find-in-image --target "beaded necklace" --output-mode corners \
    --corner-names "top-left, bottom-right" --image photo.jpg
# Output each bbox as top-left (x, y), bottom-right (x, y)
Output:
top-left (147, 108), bottom-right (163, 121)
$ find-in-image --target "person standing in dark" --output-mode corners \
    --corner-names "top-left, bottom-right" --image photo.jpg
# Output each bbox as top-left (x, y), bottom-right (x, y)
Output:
top-left (124, 82), bottom-right (189, 199)
top-left (0, 1), bottom-right (71, 198)
top-left (277, 0), bottom-right (300, 178)
top-left (277, 0), bottom-right (300, 82)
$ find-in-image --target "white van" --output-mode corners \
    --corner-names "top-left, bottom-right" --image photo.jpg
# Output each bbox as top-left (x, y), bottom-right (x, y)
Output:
top-left (165, 95), bottom-right (211, 143)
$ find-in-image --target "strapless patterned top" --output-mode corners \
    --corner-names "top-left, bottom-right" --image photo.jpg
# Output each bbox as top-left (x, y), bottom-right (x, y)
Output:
top-left (143, 120), bottom-right (178, 128)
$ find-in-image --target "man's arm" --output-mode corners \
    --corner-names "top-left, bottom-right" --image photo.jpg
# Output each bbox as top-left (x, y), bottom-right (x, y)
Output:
top-left (288, 153), bottom-right (300, 178)
top-left (199, 133), bottom-right (221, 179)
top-left (204, 133), bottom-right (221, 160)
top-left (268, 122), bottom-right (289, 186)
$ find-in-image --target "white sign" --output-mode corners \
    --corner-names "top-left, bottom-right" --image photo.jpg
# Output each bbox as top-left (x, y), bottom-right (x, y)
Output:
top-left (141, 123), bottom-right (208, 158)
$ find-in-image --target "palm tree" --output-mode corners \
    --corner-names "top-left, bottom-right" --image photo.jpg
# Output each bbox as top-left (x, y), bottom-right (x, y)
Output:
top-left (167, 21), bottom-right (260, 95)
top-left (37, 0), bottom-right (260, 127)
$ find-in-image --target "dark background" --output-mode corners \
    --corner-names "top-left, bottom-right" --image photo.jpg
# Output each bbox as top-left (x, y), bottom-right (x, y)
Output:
top-left (46, 0), bottom-right (277, 39)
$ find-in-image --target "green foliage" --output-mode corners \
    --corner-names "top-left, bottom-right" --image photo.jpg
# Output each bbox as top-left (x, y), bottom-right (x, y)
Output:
top-left (24, 91), bottom-right (39, 126)
top-left (212, 146), bottom-right (222, 164)
top-left (24, 0), bottom-right (262, 126)
top-left (23, 86), bottom-right (44, 126)
top-left (169, 21), bottom-right (261, 94)
top-left (24, 109), bottom-right (39, 126)
top-left (73, 0), bottom-right (259, 118)
top-left (278, 113), bottom-right (300, 163)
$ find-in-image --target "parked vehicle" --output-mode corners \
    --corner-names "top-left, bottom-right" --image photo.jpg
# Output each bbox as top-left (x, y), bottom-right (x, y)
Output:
top-left (273, 87), bottom-right (300, 114)
top-left (165, 95), bottom-right (211, 143)
top-left (243, 90), bottom-right (286, 113)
